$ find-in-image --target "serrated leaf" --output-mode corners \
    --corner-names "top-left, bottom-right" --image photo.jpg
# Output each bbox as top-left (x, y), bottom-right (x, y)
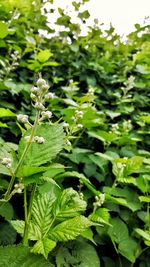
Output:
top-left (124, 156), bottom-right (143, 175)
top-left (89, 208), bottom-right (110, 225)
top-left (31, 238), bottom-right (56, 259)
top-left (31, 193), bottom-right (56, 238)
top-left (81, 228), bottom-right (96, 244)
top-left (53, 188), bottom-right (87, 220)
top-left (0, 245), bottom-right (53, 267)
top-left (18, 124), bottom-right (64, 166)
top-left (49, 216), bottom-right (92, 241)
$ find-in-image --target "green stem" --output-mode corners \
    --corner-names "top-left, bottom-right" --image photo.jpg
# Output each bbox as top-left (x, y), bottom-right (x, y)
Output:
top-left (23, 184), bottom-right (36, 246)
top-left (4, 111), bottom-right (40, 201)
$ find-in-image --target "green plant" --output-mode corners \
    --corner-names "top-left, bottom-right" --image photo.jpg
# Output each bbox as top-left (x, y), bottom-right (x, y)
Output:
top-left (0, 77), bottom-right (100, 265)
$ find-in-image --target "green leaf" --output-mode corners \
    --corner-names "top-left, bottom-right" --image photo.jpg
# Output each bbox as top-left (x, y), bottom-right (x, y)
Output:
top-left (0, 245), bottom-right (53, 267)
top-left (53, 188), bottom-right (87, 220)
top-left (108, 217), bottom-right (129, 244)
top-left (118, 238), bottom-right (138, 263)
top-left (89, 208), bottom-right (110, 225)
top-left (0, 122), bottom-right (8, 128)
top-left (0, 21), bottom-right (8, 39)
top-left (49, 216), bottom-right (92, 241)
top-left (139, 196), bottom-right (150, 202)
top-left (17, 163), bottom-right (64, 178)
top-left (31, 238), bottom-right (56, 259)
top-left (81, 228), bottom-right (96, 244)
top-left (18, 124), bottom-right (64, 166)
top-left (0, 202), bottom-right (14, 220)
top-left (0, 108), bottom-right (16, 117)
top-left (88, 130), bottom-right (117, 143)
top-left (36, 49), bottom-right (53, 63)
top-left (31, 193), bottom-right (56, 238)
top-left (56, 240), bottom-right (100, 267)
top-left (124, 156), bottom-right (143, 175)
top-left (134, 228), bottom-right (150, 241)
top-left (0, 223), bottom-right (17, 245)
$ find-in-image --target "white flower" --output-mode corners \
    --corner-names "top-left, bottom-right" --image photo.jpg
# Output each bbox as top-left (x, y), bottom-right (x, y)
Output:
top-left (31, 86), bottom-right (40, 95)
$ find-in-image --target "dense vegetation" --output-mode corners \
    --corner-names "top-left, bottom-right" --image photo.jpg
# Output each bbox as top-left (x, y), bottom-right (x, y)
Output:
top-left (0, 0), bottom-right (150, 266)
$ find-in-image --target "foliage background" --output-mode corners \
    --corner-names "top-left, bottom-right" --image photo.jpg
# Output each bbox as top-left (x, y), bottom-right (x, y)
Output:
top-left (0, 0), bottom-right (150, 266)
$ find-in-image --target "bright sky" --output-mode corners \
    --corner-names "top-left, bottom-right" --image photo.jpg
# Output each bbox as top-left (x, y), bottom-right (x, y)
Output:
top-left (44, 0), bottom-right (150, 37)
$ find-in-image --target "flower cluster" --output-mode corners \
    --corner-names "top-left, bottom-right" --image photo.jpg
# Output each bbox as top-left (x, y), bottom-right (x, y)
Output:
top-left (14, 183), bottom-right (24, 194)
top-left (93, 193), bottom-right (105, 210)
top-left (1, 157), bottom-right (12, 169)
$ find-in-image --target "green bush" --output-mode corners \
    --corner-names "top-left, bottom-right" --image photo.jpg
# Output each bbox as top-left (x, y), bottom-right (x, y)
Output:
top-left (0, 0), bottom-right (150, 266)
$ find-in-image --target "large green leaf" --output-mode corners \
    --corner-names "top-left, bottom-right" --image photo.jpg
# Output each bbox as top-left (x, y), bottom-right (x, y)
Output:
top-left (31, 238), bottom-right (56, 259)
top-left (53, 188), bottom-right (87, 220)
top-left (18, 124), bottom-right (64, 166)
top-left (49, 216), bottom-right (92, 241)
top-left (56, 240), bottom-right (100, 267)
top-left (0, 245), bottom-right (53, 267)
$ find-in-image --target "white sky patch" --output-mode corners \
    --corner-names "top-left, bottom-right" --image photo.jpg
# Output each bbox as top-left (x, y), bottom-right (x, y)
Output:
top-left (42, 0), bottom-right (150, 37)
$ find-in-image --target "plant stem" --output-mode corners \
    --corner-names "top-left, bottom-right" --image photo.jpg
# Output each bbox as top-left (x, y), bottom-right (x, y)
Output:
top-left (23, 183), bottom-right (36, 246)
top-left (4, 111), bottom-right (40, 201)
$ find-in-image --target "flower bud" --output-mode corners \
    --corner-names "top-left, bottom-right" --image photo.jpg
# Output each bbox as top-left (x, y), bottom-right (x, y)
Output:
top-left (34, 136), bottom-right (45, 144)
top-left (41, 111), bottom-right (52, 119)
top-left (45, 92), bottom-right (55, 100)
top-left (34, 102), bottom-right (45, 110)
top-left (17, 114), bottom-right (29, 124)
top-left (66, 140), bottom-right (71, 146)
top-left (36, 78), bottom-right (46, 88)
top-left (77, 124), bottom-right (83, 129)
top-left (63, 122), bottom-right (69, 129)
top-left (41, 84), bottom-right (49, 93)
top-left (31, 86), bottom-right (40, 95)
top-left (30, 93), bottom-right (37, 101)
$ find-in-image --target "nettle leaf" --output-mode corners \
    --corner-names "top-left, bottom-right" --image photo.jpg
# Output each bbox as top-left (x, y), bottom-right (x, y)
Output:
top-left (31, 238), bottom-right (56, 259)
top-left (31, 193), bottom-right (56, 238)
top-left (53, 188), bottom-right (87, 220)
top-left (0, 245), bottom-right (53, 267)
top-left (49, 216), bottom-right (92, 241)
top-left (18, 124), bottom-right (64, 166)
top-left (56, 240), bottom-right (100, 267)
